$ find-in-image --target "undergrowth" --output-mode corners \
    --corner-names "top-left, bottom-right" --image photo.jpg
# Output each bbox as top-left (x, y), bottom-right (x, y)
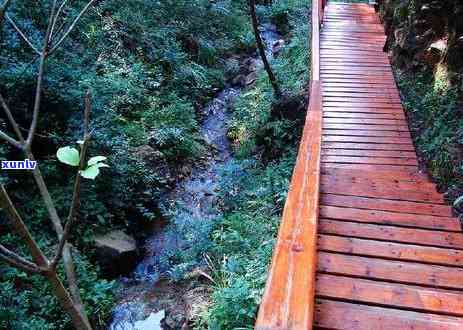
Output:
top-left (396, 70), bottom-right (463, 201)
top-left (196, 1), bottom-right (310, 328)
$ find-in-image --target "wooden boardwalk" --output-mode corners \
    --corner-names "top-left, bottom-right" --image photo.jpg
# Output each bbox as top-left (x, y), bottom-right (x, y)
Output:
top-left (256, 2), bottom-right (463, 329)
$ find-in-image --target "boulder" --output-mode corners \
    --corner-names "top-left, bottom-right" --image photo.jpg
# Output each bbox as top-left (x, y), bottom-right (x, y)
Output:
top-left (94, 230), bottom-right (138, 277)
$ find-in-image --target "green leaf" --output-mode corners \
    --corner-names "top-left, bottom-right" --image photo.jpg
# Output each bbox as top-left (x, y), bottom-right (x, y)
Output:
top-left (79, 165), bottom-right (100, 180)
top-left (87, 156), bottom-right (107, 166)
top-left (79, 163), bottom-right (109, 180)
top-left (57, 147), bottom-right (80, 166)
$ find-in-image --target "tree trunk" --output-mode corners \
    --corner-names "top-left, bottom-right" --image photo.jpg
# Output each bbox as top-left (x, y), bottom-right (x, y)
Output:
top-left (249, 0), bottom-right (281, 98)
top-left (46, 270), bottom-right (92, 330)
top-left (0, 185), bottom-right (92, 330)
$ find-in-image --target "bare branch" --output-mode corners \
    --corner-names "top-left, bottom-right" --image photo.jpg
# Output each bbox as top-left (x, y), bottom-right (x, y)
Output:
top-left (49, 0), bottom-right (97, 54)
top-left (49, 0), bottom-right (70, 42)
top-left (0, 129), bottom-right (22, 149)
top-left (5, 14), bottom-right (41, 55)
top-left (0, 184), bottom-right (49, 266)
top-left (25, 0), bottom-right (58, 148)
top-left (51, 91), bottom-right (91, 269)
top-left (0, 93), bottom-right (25, 142)
top-left (0, 244), bottom-right (44, 274)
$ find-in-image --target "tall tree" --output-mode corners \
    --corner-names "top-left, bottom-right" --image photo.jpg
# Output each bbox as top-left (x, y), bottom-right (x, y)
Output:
top-left (248, 0), bottom-right (281, 97)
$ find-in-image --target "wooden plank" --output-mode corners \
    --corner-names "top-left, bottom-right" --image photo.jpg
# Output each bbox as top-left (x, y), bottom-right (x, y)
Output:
top-left (321, 155), bottom-right (417, 166)
top-left (323, 101), bottom-right (403, 108)
top-left (321, 194), bottom-right (453, 216)
top-left (322, 142), bottom-right (415, 151)
top-left (321, 172), bottom-right (435, 191)
top-left (317, 252), bottom-right (463, 289)
top-left (323, 89), bottom-right (400, 97)
top-left (324, 123), bottom-right (409, 131)
top-left (323, 129), bottom-right (411, 138)
top-left (323, 136), bottom-right (413, 145)
top-left (321, 149), bottom-right (416, 158)
top-left (323, 106), bottom-right (404, 113)
top-left (316, 274), bottom-right (463, 316)
top-left (323, 117), bottom-right (407, 125)
top-left (322, 163), bottom-right (422, 172)
top-left (318, 235), bottom-right (463, 266)
top-left (322, 82), bottom-right (398, 89)
top-left (319, 205), bottom-right (459, 231)
top-left (324, 97), bottom-right (401, 104)
top-left (315, 299), bottom-right (463, 330)
top-left (320, 176), bottom-right (443, 203)
top-left (323, 113), bottom-right (405, 120)
top-left (320, 167), bottom-right (429, 182)
top-left (319, 219), bottom-right (463, 249)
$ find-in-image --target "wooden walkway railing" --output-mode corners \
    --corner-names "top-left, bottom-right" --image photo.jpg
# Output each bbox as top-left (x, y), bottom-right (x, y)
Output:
top-left (256, 1), bottom-right (463, 329)
top-left (255, 0), bottom-right (326, 328)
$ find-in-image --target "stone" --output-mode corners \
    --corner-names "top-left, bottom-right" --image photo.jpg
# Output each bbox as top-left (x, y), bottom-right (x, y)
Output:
top-left (94, 230), bottom-right (138, 277)
top-left (245, 71), bottom-right (257, 86)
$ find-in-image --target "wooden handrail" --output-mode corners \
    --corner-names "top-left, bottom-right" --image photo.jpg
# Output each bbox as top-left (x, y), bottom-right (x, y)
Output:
top-left (255, 0), bottom-right (324, 329)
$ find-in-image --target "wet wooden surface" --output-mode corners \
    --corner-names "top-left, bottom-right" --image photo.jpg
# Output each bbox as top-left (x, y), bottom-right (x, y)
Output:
top-left (315, 2), bottom-right (463, 329)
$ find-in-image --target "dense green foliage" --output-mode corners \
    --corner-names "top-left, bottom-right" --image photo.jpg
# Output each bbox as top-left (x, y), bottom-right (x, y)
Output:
top-left (397, 70), bottom-right (462, 200)
top-left (1, 0), bottom-right (309, 328)
top-left (0, 0), bottom-right (250, 328)
top-left (198, 1), bottom-right (309, 327)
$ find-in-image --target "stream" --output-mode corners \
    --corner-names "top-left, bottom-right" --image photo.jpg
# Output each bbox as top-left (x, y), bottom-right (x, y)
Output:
top-left (108, 24), bottom-right (284, 330)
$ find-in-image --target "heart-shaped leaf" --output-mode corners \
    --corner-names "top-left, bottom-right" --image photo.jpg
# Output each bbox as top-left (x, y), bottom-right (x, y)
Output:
top-left (79, 162), bottom-right (109, 180)
top-left (79, 165), bottom-right (100, 180)
top-left (57, 147), bottom-right (80, 166)
top-left (87, 156), bottom-right (107, 166)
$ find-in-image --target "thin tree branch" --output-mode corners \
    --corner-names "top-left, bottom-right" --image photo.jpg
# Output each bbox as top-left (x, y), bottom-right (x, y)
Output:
top-left (248, 0), bottom-right (281, 97)
top-left (25, 0), bottom-right (58, 148)
top-left (48, 0), bottom-right (97, 54)
top-left (49, 0), bottom-right (70, 42)
top-left (0, 92), bottom-right (25, 142)
top-left (51, 91), bottom-right (91, 269)
top-left (0, 184), bottom-right (49, 266)
top-left (0, 244), bottom-right (44, 274)
top-left (0, 129), bottom-right (22, 149)
top-left (5, 14), bottom-right (41, 55)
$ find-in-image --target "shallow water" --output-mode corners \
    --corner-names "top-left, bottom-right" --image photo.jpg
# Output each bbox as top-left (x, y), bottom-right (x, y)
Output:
top-left (109, 24), bottom-right (283, 330)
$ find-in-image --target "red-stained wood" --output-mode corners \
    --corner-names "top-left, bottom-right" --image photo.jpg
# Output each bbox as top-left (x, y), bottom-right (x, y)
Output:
top-left (320, 177), bottom-right (443, 203)
top-left (321, 194), bottom-right (453, 216)
top-left (255, 2), bottom-right (324, 328)
top-left (315, 299), bottom-right (463, 330)
top-left (323, 113), bottom-right (405, 120)
top-left (319, 219), bottom-right (463, 249)
top-left (318, 235), bottom-right (463, 266)
top-left (321, 149), bottom-right (416, 158)
top-left (322, 142), bottom-right (416, 151)
top-left (257, 2), bottom-right (463, 329)
top-left (316, 274), bottom-right (463, 316)
top-left (317, 251), bottom-right (463, 290)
